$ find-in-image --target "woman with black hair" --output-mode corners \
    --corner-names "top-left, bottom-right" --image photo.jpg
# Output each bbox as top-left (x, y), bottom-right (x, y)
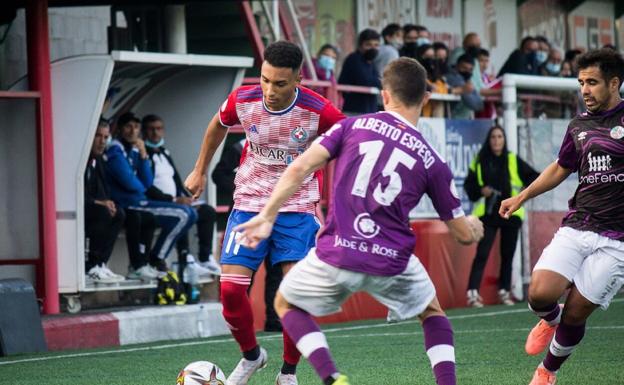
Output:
top-left (464, 125), bottom-right (540, 307)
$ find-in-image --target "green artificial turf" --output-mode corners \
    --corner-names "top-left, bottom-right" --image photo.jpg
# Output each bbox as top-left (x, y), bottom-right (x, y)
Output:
top-left (1, 297), bottom-right (623, 384)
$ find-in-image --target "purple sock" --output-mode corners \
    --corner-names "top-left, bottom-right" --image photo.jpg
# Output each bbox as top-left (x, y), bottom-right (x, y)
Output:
top-left (529, 303), bottom-right (561, 326)
top-left (281, 309), bottom-right (338, 381)
top-left (543, 321), bottom-right (585, 372)
top-left (423, 316), bottom-right (456, 385)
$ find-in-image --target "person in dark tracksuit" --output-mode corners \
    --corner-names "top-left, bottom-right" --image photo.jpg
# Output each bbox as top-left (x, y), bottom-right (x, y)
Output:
top-left (105, 112), bottom-right (196, 280)
top-left (84, 119), bottom-right (126, 283)
top-left (142, 114), bottom-right (220, 277)
top-left (464, 125), bottom-right (539, 307)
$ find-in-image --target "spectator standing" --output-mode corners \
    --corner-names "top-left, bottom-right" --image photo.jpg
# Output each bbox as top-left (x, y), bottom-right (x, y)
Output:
top-left (416, 44), bottom-right (448, 117)
top-left (374, 23), bottom-right (402, 75)
top-left (498, 36), bottom-right (539, 76)
top-left (106, 112), bottom-right (197, 278)
top-left (446, 54), bottom-right (484, 118)
top-left (464, 125), bottom-right (539, 307)
top-left (303, 44), bottom-right (338, 98)
top-left (539, 47), bottom-right (563, 77)
top-left (338, 29), bottom-right (382, 114)
top-left (142, 114), bottom-right (220, 277)
top-left (475, 49), bottom-right (501, 119)
top-left (84, 119), bottom-right (126, 283)
top-left (400, 24), bottom-right (430, 58)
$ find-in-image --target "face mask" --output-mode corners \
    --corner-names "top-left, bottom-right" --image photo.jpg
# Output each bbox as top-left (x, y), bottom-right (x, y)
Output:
top-left (459, 71), bottom-right (472, 81)
top-left (436, 59), bottom-right (448, 75)
top-left (390, 38), bottom-right (403, 50)
top-left (145, 138), bottom-right (165, 148)
top-left (106, 136), bottom-right (112, 146)
top-left (545, 62), bottom-right (561, 75)
top-left (363, 48), bottom-right (379, 61)
top-left (526, 51), bottom-right (537, 63)
top-left (535, 50), bottom-right (548, 65)
top-left (416, 37), bottom-right (431, 46)
top-left (466, 46), bottom-right (480, 58)
top-left (317, 55), bottom-right (336, 71)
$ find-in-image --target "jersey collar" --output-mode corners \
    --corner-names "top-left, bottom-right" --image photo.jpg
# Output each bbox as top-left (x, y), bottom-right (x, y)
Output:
top-left (383, 110), bottom-right (420, 132)
top-left (262, 88), bottom-right (299, 115)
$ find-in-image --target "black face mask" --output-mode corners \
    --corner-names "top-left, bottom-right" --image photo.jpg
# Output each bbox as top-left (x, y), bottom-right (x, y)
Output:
top-left (459, 71), bottom-right (472, 81)
top-left (363, 48), bottom-right (379, 61)
top-left (466, 45), bottom-right (480, 59)
top-left (436, 59), bottom-right (448, 75)
top-left (420, 58), bottom-right (437, 80)
top-left (400, 42), bottom-right (419, 58)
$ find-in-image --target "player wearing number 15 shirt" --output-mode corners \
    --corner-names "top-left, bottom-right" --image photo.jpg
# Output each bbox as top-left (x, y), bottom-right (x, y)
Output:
top-left (235, 57), bottom-right (484, 385)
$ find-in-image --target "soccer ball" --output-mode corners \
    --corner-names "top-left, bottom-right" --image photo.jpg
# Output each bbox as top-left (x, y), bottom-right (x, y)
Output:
top-left (176, 361), bottom-right (227, 385)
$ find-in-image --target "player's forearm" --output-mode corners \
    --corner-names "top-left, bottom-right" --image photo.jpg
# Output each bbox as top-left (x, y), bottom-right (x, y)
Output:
top-left (194, 114), bottom-right (228, 174)
top-left (516, 161), bottom-right (571, 204)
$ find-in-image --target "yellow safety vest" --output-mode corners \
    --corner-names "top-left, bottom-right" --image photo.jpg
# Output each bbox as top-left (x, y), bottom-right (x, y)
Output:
top-left (469, 152), bottom-right (525, 219)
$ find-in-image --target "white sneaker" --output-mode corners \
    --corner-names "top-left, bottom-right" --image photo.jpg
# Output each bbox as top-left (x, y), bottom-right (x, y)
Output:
top-left (199, 259), bottom-right (222, 276)
top-left (276, 373), bottom-right (298, 385)
top-left (127, 264), bottom-right (159, 281)
top-left (226, 347), bottom-right (268, 385)
top-left (498, 289), bottom-right (515, 306)
top-left (87, 265), bottom-right (119, 284)
top-left (99, 264), bottom-right (125, 282)
top-left (467, 289), bottom-right (484, 308)
top-left (185, 254), bottom-right (214, 277)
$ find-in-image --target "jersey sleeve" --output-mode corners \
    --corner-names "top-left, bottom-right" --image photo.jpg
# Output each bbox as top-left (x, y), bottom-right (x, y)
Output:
top-left (557, 125), bottom-right (579, 171)
top-left (218, 89), bottom-right (240, 127)
top-left (314, 121), bottom-right (346, 159)
top-left (426, 162), bottom-right (465, 221)
top-left (318, 102), bottom-right (346, 134)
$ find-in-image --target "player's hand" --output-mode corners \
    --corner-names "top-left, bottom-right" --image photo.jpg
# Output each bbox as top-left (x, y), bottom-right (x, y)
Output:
top-left (466, 215), bottom-right (484, 242)
top-left (233, 214), bottom-right (274, 250)
top-left (184, 169), bottom-right (207, 200)
top-left (135, 138), bottom-right (148, 159)
top-left (499, 196), bottom-right (522, 219)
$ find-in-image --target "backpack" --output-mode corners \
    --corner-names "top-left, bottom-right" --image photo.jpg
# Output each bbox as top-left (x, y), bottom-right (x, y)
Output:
top-left (155, 271), bottom-right (187, 305)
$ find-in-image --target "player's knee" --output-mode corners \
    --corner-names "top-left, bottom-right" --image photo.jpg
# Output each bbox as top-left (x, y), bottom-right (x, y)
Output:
top-left (219, 281), bottom-right (247, 309)
top-left (273, 292), bottom-right (290, 318)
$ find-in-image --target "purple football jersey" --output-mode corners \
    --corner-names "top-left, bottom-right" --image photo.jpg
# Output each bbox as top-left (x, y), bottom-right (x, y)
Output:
top-left (315, 111), bottom-right (464, 276)
top-left (557, 101), bottom-right (624, 241)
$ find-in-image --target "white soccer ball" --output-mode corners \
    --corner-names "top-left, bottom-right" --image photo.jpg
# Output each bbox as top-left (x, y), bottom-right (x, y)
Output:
top-left (176, 361), bottom-right (227, 385)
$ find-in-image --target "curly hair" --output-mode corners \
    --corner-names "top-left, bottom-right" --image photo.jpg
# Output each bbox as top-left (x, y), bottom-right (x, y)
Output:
top-left (576, 48), bottom-right (624, 87)
top-left (264, 41), bottom-right (303, 71)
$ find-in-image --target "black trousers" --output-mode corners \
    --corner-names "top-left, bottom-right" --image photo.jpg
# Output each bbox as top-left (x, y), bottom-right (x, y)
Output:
top-left (85, 205), bottom-right (125, 271)
top-left (124, 208), bottom-right (157, 270)
top-left (176, 204), bottom-right (216, 262)
top-left (467, 216), bottom-right (521, 292)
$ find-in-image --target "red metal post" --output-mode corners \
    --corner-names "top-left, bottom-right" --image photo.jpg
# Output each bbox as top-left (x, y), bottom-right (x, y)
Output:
top-left (238, 1), bottom-right (265, 66)
top-left (26, 0), bottom-right (59, 314)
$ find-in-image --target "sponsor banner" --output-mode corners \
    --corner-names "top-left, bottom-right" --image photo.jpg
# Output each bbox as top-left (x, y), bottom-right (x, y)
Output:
top-left (409, 118), bottom-right (490, 219)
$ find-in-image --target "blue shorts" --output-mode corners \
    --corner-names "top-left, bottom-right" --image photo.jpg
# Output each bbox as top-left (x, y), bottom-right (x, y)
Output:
top-left (221, 209), bottom-right (320, 271)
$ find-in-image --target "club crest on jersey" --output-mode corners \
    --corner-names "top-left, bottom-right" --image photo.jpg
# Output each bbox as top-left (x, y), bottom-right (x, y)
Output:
top-left (610, 126), bottom-right (624, 140)
top-left (353, 213), bottom-right (380, 239)
top-left (291, 127), bottom-right (308, 143)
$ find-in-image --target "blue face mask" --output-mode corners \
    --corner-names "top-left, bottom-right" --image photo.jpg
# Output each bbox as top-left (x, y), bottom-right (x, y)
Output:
top-left (317, 55), bottom-right (336, 79)
top-left (545, 62), bottom-right (561, 74)
top-left (416, 37), bottom-right (431, 47)
top-left (535, 50), bottom-right (548, 65)
top-left (145, 138), bottom-right (164, 148)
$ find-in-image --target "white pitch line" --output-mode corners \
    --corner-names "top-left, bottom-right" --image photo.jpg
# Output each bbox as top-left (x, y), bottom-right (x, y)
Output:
top-left (1, 298), bottom-right (622, 366)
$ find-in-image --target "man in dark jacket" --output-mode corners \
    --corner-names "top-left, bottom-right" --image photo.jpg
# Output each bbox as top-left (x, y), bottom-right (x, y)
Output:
top-left (338, 28), bottom-right (382, 114)
top-left (143, 114), bottom-right (220, 277)
top-left (106, 112), bottom-right (197, 280)
top-left (84, 119), bottom-right (126, 283)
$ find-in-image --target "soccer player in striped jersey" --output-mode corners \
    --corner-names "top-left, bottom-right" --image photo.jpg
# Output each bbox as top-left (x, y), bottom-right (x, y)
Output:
top-left (185, 41), bottom-right (345, 385)
top-left (234, 57), bottom-right (484, 385)
top-left (500, 48), bottom-right (624, 385)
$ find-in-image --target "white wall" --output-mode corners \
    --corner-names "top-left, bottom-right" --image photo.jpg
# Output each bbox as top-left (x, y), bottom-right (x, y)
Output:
top-left (568, 0), bottom-right (615, 50)
top-left (0, 6), bottom-right (110, 89)
top-left (417, 0), bottom-right (462, 49)
top-left (464, 0), bottom-right (517, 75)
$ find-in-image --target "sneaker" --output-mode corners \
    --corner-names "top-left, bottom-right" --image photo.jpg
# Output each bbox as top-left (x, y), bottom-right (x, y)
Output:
top-left (99, 264), bottom-right (125, 282)
top-left (127, 264), bottom-right (160, 281)
top-left (199, 259), bottom-right (222, 276)
top-left (498, 289), bottom-right (515, 306)
top-left (150, 258), bottom-right (169, 273)
top-left (185, 254), bottom-right (214, 277)
top-left (467, 289), bottom-right (484, 308)
top-left (86, 265), bottom-right (119, 284)
top-left (332, 375), bottom-right (351, 385)
top-left (525, 318), bottom-right (558, 355)
top-left (528, 366), bottom-right (557, 385)
top-left (275, 373), bottom-right (298, 385)
top-left (226, 347), bottom-right (268, 385)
